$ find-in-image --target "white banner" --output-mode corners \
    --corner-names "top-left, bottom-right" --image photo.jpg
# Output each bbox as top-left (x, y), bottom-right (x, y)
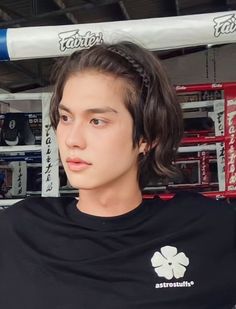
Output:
top-left (41, 93), bottom-right (59, 197)
top-left (9, 161), bottom-right (27, 196)
top-left (214, 100), bottom-right (225, 191)
top-left (1, 11), bottom-right (236, 60)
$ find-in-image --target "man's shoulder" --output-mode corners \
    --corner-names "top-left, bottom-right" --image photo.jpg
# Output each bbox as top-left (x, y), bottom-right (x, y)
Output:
top-left (169, 190), bottom-right (233, 211)
top-left (147, 191), bottom-right (235, 231)
top-left (0, 196), bottom-right (76, 258)
top-left (0, 196), bottom-right (75, 227)
top-left (167, 191), bottom-right (235, 229)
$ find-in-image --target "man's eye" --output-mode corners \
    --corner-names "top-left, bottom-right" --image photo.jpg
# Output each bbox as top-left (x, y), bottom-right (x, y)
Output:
top-left (90, 118), bottom-right (106, 126)
top-left (59, 115), bottom-right (69, 122)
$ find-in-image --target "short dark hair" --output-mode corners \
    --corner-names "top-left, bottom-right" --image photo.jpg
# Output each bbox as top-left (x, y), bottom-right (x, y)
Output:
top-left (50, 41), bottom-right (183, 189)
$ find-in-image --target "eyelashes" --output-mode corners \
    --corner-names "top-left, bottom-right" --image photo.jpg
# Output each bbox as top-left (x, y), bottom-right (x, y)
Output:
top-left (89, 118), bottom-right (107, 126)
top-left (59, 114), bottom-right (72, 124)
top-left (59, 114), bottom-right (108, 127)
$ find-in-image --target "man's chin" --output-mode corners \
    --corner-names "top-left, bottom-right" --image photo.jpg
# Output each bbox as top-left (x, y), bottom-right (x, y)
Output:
top-left (68, 182), bottom-right (95, 190)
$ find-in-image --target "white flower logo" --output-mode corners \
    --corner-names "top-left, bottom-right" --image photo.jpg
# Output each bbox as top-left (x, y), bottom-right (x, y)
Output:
top-left (151, 246), bottom-right (189, 280)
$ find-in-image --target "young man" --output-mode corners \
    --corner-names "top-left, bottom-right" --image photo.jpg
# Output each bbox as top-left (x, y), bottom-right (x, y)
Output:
top-left (0, 42), bottom-right (235, 308)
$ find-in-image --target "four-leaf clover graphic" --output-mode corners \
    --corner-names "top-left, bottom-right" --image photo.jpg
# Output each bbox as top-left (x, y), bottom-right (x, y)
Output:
top-left (151, 246), bottom-right (189, 280)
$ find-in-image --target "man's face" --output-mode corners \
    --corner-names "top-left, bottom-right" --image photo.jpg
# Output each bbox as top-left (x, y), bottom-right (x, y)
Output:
top-left (56, 70), bottom-right (144, 191)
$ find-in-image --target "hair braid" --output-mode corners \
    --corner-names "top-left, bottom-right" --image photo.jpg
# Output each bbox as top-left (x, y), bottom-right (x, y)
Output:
top-left (107, 46), bottom-right (150, 89)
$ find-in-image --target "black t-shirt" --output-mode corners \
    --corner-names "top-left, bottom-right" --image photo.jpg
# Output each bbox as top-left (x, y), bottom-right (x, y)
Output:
top-left (0, 192), bottom-right (235, 309)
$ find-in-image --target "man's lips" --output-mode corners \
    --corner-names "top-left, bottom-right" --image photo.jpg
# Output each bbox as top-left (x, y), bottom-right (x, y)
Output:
top-left (66, 158), bottom-right (92, 171)
top-left (66, 158), bottom-right (91, 164)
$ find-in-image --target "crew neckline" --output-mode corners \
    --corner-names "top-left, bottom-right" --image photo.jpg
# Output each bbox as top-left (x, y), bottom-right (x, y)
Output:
top-left (67, 197), bottom-right (157, 231)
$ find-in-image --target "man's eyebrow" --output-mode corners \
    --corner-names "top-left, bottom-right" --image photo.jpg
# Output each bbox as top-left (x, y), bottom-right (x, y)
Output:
top-left (85, 107), bottom-right (118, 114)
top-left (58, 104), bottom-right (70, 112)
top-left (58, 104), bottom-right (118, 114)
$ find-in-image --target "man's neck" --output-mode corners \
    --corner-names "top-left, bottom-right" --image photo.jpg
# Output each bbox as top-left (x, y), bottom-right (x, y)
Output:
top-left (76, 182), bottom-right (142, 217)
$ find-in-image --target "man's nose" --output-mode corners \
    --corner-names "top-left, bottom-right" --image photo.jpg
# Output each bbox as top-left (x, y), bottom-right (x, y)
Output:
top-left (65, 123), bottom-right (86, 149)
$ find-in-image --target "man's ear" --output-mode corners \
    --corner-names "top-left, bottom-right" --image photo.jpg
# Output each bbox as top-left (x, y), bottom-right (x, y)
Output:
top-left (138, 138), bottom-right (158, 154)
top-left (138, 137), bottom-right (149, 154)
